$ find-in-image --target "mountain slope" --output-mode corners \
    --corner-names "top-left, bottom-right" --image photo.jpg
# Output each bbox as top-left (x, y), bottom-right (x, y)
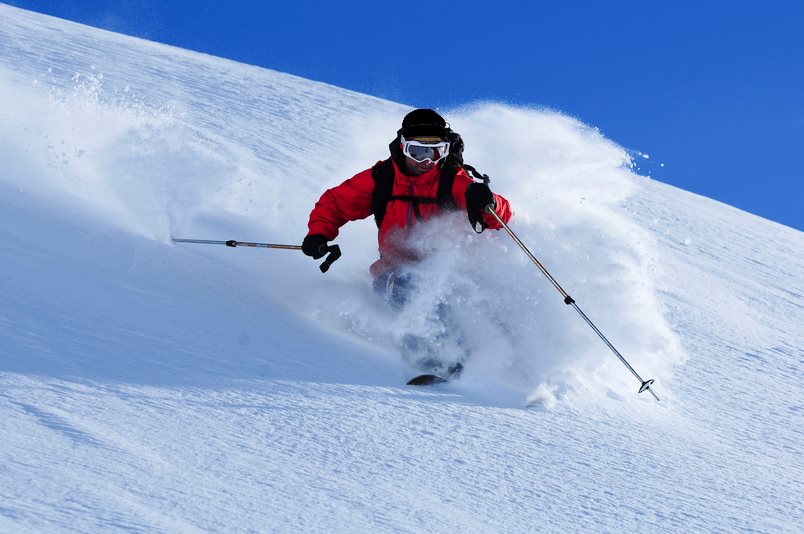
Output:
top-left (1, 5), bottom-right (801, 532)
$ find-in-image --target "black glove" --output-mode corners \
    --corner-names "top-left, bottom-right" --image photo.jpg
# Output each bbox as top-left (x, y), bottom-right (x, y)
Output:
top-left (302, 234), bottom-right (328, 259)
top-left (465, 183), bottom-right (496, 213)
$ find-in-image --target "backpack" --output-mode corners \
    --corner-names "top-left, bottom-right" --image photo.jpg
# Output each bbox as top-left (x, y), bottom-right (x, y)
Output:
top-left (370, 129), bottom-right (490, 230)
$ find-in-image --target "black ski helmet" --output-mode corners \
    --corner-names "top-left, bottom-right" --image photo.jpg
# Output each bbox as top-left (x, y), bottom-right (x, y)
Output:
top-left (401, 109), bottom-right (448, 139)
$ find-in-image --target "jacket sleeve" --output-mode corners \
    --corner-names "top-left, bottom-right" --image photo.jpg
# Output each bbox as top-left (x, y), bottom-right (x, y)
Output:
top-left (306, 167), bottom-right (376, 240)
top-left (451, 168), bottom-right (513, 228)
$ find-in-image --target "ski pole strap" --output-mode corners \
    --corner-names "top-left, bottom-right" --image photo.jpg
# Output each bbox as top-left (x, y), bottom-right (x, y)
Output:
top-left (317, 244), bottom-right (341, 273)
top-left (463, 164), bottom-right (490, 184)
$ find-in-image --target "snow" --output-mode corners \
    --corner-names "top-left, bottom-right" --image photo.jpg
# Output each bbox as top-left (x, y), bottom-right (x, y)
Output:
top-left (1, 4), bottom-right (802, 532)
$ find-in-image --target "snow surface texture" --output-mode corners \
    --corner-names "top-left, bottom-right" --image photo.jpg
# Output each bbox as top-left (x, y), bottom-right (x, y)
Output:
top-left (1, 5), bottom-right (802, 532)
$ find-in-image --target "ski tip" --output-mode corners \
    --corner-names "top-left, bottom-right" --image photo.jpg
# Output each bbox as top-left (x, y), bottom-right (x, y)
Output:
top-left (406, 374), bottom-right (448, 386)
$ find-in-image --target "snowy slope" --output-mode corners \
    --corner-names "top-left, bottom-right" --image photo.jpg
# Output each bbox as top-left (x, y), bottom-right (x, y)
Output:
top-left (1, 4), bottom-right (802, 532)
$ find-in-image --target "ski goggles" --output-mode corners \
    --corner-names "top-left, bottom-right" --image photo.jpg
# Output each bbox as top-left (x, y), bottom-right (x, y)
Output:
top-left (401, 136), bottom-right (450, 164)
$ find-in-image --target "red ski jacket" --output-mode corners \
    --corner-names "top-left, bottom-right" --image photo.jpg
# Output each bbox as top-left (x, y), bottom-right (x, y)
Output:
top-left (307, 159), bottom-right (512, 278)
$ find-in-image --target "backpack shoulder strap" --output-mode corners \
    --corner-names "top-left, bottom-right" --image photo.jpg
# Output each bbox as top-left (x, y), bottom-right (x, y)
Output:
top-left (436, 163), bottom-right (458, 212)
top-left (434, 128), bottom-right (465, 212)
top-left (371, 157), bottom-right (395, 228)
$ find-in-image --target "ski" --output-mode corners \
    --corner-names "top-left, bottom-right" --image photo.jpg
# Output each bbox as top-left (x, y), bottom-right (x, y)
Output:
top-left (406, 373), bottom-right (449, 386)
top-left (406, 362), bottom-right (463, 386)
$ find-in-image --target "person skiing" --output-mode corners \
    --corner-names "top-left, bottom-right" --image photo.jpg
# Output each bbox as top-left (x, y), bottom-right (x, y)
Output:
top-left (302, 109), bottom-right (512, 380)
top-left (302, 108), bottom-right (512, 304)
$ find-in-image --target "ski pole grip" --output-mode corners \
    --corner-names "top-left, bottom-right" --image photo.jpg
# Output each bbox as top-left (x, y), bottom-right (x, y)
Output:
top-left (319, 244), bottom-right (342, 273)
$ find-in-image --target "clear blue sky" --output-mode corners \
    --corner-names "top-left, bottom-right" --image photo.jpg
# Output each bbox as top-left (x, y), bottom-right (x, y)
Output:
top-left (8, 0), bottom-right (803, 230)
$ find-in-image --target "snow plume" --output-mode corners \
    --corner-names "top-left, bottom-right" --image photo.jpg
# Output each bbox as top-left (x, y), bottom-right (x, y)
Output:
top-left (0, 66), bottom-right (254, 241)
top-left (0, 17), bottom-right (682, 406)
top-left (0, 53), bottom-right (682, 404)
top-left (321, 104), bottom-right (684, 406)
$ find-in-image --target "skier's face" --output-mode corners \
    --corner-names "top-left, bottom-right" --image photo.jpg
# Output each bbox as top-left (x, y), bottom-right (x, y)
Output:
top-left (402, 135), bottom-right (443, 176)
top-left (405, 156), bottom-right (436, 176)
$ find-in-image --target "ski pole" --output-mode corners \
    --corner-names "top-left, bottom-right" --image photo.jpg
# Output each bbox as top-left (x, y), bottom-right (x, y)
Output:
top-left (171, 238), bottom-right (342, 273)
top-left (484, 205), bottom-right (659, 401)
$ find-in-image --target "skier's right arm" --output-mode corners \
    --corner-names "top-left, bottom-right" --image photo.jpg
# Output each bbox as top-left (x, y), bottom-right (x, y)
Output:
top-left (305, 167), bottom-right (376, 242)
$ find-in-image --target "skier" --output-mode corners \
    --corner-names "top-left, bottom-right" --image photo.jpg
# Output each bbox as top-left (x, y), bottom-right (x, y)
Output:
top-left (301, 109), bottom-right (512, 380)
top-left (302, 108), bottom-right (512, 298)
